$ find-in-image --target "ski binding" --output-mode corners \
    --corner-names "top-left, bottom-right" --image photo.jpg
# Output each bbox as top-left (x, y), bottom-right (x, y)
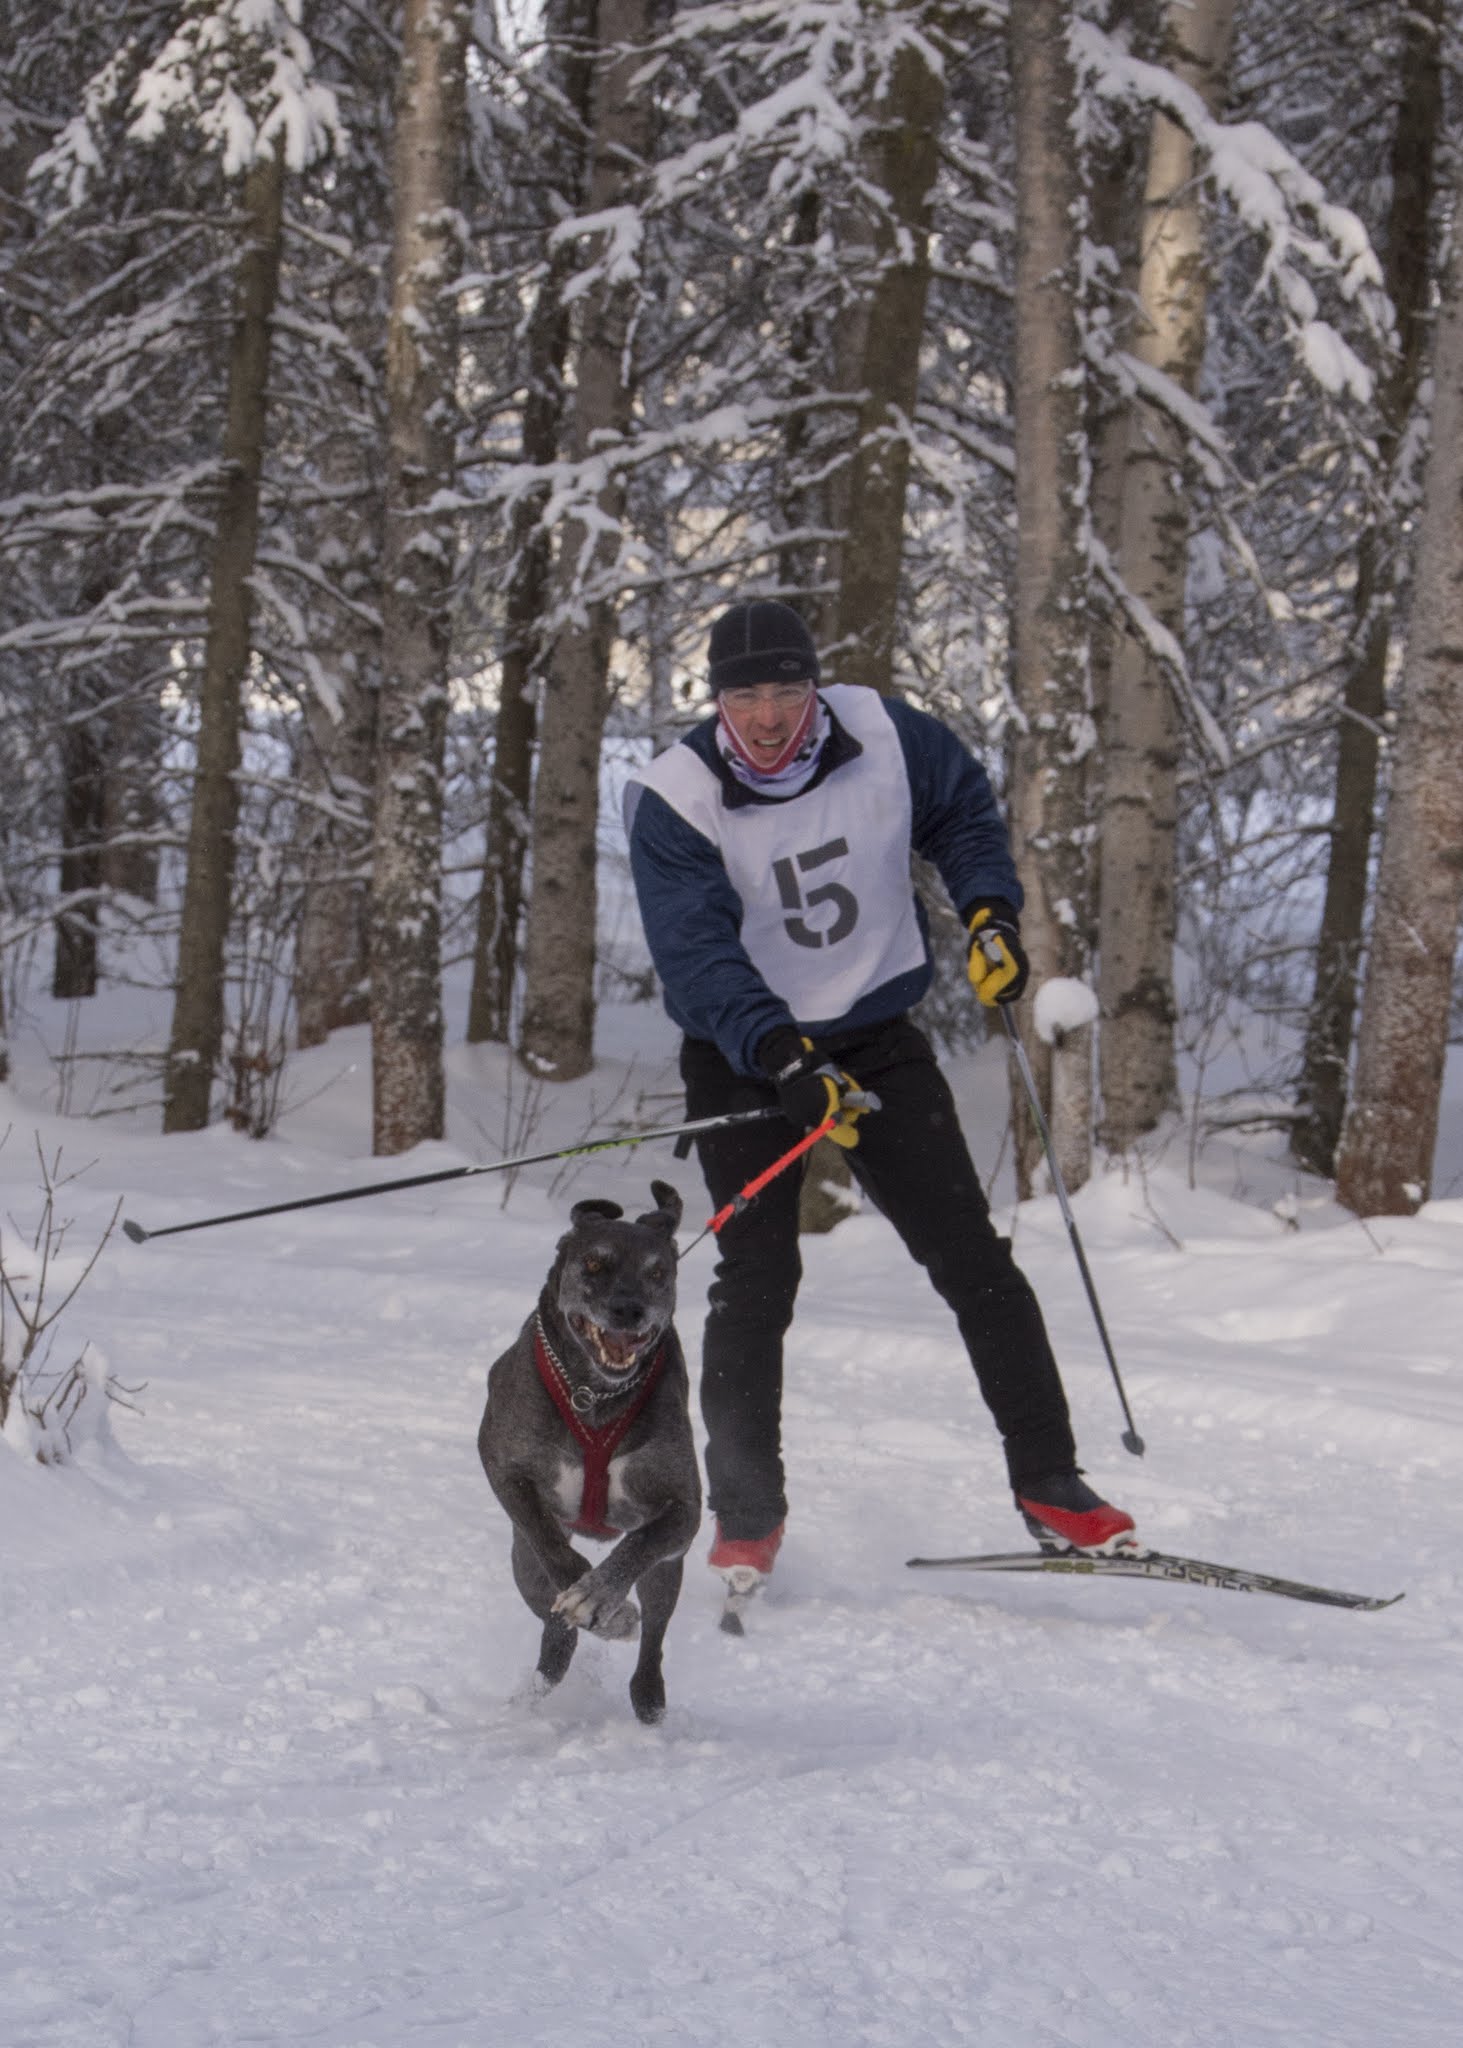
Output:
top-left (719, 1565), bottom-right (767, 1636)
top-left (906, 1544), bottom-right (1402, 1612)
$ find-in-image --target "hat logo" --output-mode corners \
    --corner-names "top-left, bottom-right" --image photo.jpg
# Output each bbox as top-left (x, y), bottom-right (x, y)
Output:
top-left (778, 657), bottom-right (801, 673)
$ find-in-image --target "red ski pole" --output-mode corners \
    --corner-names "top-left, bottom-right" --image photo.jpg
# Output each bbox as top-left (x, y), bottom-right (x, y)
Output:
top-left (678, 1087), bottom-right (880, 1259)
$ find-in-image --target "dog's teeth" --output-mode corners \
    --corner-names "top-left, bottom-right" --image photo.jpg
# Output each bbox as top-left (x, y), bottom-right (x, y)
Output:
top-left (569, 1316), bottom-right (651, 1374)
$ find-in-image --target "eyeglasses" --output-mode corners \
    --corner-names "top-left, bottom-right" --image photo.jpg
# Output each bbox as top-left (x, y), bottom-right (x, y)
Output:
top-left (720, 682), bottom-right (814, 713)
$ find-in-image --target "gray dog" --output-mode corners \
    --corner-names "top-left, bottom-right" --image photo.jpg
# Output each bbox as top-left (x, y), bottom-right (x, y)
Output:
top-left (478, 1180), bottom-right (701, 1724)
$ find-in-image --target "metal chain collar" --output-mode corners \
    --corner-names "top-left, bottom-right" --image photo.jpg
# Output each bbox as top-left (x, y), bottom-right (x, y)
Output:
top-left (534, 1312), bottom-right (657, 1414)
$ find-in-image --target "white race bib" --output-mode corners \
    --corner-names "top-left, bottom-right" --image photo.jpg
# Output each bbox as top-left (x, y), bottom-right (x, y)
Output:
top-left (632, 685), bottom-right (927, 1021)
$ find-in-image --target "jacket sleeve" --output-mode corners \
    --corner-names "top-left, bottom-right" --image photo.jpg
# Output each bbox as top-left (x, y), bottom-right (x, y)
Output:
top-left (883, 698), bottom-right (1023, 922)
top-left (624, 781), bottom-right (795, 1075)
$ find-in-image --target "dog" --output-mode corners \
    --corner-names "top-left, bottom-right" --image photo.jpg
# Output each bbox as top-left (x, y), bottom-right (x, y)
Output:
top-left (478, 1180), bottom-right (700, 1724)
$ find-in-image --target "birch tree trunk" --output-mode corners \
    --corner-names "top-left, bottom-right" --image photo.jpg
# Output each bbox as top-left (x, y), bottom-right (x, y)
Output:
top-left (1292, 0), bottom-right (1442, 1176)
top-left (369, 0), bottom-right (468, 1154)
top-left (1095, 0), bottom-right (1235, 1152)
top-left (163, 146), bottom-right (285, 1133)
top-left (1084, 0), bottom-right (1160, 763)
top-left (1006, 0), bottom-right (1093, 1197)
top-left (1334, 156), bottom-right (1463, 1219)
top-left (517, 0), bottom-right (653, 1082)
top-left (466, 0), bottom-right (594, 1047)
top-left (831, 16), bottom-right (944, 697)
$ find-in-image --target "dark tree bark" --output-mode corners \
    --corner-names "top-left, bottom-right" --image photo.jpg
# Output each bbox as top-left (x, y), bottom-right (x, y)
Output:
top-left (517, 0), bottom-right (654, 1083)
top-left (776, 185), bottom-right (828, 604)
top-left (1334, 144), bottom-right (1463, 1218)
top-left (463, 341), bottom-right (559, 1046)
top-left (54, 401), bottom-right (140, 998)
top-left (1292, 0), bottom-right (1443, 1176)
top-left (772, 10), bottom-right (943, 1219)
top-left (100, 685), bottom-right (162, 905)
top-left (466, 0), bottom-right (595, 1047)
top-left (831, 13), bottom-right (944, 696)
top-left (53, 705), bottom-right (104, 1000)
top-left (293, 656), bottom-right (378, 1049)
top-left (163, 146), bottom-right (286, 1133)
top-left (294, 265), bottom-right (385, 1050)
top-left (369, 0), bottom-right (469, 1153)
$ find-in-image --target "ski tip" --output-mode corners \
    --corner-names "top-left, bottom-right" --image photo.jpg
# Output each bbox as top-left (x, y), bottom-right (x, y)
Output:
top-left (121, 1218), bottom-right (149, 1245)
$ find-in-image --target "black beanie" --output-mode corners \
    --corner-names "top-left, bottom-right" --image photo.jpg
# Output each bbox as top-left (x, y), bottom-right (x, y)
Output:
top-left (707, 599), bottom-right (821, 694)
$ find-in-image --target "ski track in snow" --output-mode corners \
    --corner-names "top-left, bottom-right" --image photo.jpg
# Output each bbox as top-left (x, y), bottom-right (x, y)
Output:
top-left (3, 1052), bottom-right (1462, 2047)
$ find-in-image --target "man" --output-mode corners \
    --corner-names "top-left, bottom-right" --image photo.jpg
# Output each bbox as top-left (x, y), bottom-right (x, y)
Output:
top-left (623, 597), bottom-right (1135, 1602)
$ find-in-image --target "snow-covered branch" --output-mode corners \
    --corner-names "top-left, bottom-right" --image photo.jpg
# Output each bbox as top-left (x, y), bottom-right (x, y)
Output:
top-left (1074, 16), bottom-right (1389, 406)
top-left (130, 0), bottom-right (341, 176)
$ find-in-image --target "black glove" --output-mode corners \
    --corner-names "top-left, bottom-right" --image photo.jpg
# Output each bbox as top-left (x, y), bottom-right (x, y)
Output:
top-left (757, 1027), bottom-right (868, 1150)
top-left (966, 898), bottom-right (1029, 1007)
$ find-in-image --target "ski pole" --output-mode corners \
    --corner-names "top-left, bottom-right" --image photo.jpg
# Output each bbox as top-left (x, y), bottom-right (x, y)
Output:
top-left (120, 1106), bottom-right (786, 1245)
top-left (677, 1088), bottom-right (881, 1261)
top-left (988, 988), bottom-right (1146, 1458)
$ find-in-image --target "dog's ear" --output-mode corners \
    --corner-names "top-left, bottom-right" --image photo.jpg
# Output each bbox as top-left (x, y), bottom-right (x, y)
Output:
top-left (570, 1198), bottom-right (623, 1227)
top-left (638, 1180), bottom-right (683, 1235)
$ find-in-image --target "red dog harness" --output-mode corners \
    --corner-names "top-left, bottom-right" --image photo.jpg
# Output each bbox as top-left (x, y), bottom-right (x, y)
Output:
top-left (533, 1315), bottom-right (666, 1540)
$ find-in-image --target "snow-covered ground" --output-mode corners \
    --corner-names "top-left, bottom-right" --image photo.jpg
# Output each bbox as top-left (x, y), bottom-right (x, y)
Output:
top-left (2, 970), bottom-right (1460, 2047)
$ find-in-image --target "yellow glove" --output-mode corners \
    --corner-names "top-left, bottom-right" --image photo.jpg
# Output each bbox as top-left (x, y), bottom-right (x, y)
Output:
top-left (966, 901), bottom-right (1030, 1008)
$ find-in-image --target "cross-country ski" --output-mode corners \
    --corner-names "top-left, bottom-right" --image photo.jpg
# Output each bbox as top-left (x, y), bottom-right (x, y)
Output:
top-left (906, 1546), bottom-right (1403, 1611)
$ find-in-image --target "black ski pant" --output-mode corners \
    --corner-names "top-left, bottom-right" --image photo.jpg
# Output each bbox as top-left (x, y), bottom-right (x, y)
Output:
top-left (682, 1016), bottom-right (1077, 1541)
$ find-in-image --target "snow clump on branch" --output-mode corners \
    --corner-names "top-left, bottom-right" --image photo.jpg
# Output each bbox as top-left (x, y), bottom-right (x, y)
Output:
top-left (1034, 977), bottom-right (1100, 1047)
top-left (128, 0), bottom-right (340, 177)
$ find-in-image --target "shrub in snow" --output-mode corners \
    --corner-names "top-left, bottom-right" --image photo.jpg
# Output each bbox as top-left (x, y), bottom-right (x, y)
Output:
top-left (0, 1136), bottom-right (137, 1465)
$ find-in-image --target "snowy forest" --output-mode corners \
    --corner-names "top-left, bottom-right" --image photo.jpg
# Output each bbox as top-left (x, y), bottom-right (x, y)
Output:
top-left (7, 12), bottom-right (1463, 2041)
top-left (3, 0), bottom-right (1462, 1215)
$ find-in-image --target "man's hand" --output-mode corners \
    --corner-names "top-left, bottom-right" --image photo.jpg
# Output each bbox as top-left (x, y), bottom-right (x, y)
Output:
top-left (758, 1028), bottom-right (869, 1149)
top-left (966, 900), bottom-right (1029, 1008)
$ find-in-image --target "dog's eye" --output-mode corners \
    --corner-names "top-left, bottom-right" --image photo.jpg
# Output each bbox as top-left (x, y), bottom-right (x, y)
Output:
top-left (645, 1260), bottom-right (666, 1283)
top-left (582, 1254), bottom-right (605, 1276)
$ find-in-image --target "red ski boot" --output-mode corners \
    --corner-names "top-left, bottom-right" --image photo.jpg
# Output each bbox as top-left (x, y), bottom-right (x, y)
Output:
top-left (709, 1520), bottom-right (784, 1634)
top-left (1015, 1471), bottom-right (1138, 1555)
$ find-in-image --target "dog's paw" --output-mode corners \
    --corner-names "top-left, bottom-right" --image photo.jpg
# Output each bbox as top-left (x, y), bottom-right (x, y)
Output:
top-left (553, 1575), bottom-right (640, 1639)
top-left (629, 1667), bottom-right (666, 1725)
top-left (592, 1599), bottom-right (640, 1642)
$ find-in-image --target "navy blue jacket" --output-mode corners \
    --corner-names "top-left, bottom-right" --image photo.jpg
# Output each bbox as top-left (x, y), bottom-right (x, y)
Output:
top-left (624, 693), bottom-right (1021, 1075)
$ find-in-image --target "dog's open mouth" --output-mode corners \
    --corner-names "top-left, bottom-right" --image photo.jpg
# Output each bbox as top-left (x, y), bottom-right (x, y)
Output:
top-left (569, 1314), bottom-right (654, 1374)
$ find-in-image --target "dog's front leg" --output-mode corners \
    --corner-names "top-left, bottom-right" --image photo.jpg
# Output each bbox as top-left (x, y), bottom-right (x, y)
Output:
top-left (552, 1497), bottom-right (700, 1638)
top-left (490, 1466), bottom-right (640, 1639)
top-left (628, 1555), bottom-right (684, 1725)
top-left (490, 1465), bottom-right (592, 1602)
